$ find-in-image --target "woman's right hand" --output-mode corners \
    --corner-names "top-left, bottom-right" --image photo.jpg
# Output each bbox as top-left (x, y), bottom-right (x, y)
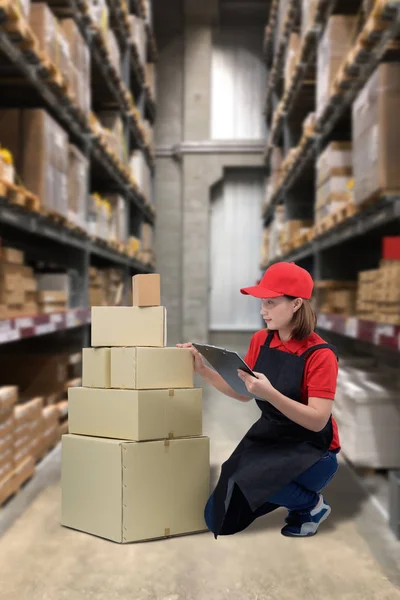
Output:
top-left (176, 342), bottom-right (206, 375)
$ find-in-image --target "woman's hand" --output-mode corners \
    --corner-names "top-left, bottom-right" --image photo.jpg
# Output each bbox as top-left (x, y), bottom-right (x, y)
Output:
top-left (237, 370), bottom-right (275, 401)
top-left (176, 342), bottom-right (206, 375)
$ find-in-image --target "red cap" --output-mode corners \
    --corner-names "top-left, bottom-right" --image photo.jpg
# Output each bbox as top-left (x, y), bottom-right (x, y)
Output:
top-left (240, 262), bottom-right (313, 299)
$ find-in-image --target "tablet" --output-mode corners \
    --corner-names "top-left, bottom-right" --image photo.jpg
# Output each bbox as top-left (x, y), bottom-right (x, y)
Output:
top-left (192, 342), bottom-right (256, 398)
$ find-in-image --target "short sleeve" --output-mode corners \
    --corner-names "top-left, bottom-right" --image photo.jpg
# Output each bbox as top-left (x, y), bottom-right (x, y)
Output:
top-left (305, 348), bottom-right (338, 400)
top-left (244, 330), bottom-right (266, 370)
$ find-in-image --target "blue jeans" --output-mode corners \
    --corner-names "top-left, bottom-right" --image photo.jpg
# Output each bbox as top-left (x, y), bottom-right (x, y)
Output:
top-left (205, 450), bottom-right (339, 533)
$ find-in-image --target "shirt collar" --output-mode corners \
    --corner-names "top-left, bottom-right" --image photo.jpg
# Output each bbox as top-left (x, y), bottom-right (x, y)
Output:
top-left (269, 331), bottom-right (310, 354)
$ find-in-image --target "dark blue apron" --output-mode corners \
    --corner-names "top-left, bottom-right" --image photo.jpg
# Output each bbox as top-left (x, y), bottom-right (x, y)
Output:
top-left (212, 331), bottom-right (338, 538)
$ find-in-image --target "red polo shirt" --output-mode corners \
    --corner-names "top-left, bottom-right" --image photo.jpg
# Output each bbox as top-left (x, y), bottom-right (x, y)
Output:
top-left (244, 329), bottom-right (340, 451)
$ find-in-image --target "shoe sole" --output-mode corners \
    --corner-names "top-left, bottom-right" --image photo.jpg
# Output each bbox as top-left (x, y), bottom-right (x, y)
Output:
top-left (281, 505), bottom-right (332, 538)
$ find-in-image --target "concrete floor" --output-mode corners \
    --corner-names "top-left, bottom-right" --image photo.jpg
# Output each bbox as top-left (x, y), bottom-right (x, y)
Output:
top-left (1, 378), bottom-right (400, 599)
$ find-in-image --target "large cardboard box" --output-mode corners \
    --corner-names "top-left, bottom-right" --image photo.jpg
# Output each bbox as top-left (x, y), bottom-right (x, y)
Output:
top-left (110, 347), bottom-right (193, 390)
top-left (61, 19), bottom-right (91, 116)
top-left (316, 16), bottom-right (357, 117)
top-left (68, 145), bottom-right (88, 229)
top-left (61, 434), bottom-right (210, 542)
top-left (82, 348), bottom-right (111, 388)
top-left (91, 306), bottom-right (166, 347)
top-left (68, 387), bottom-right (202, 441)
top-left (316, 142), bottom-right (352, 188)
top-left (132, 274), bottom-right (160, 307)
top-left (352, 63), bottom-right (400, 205)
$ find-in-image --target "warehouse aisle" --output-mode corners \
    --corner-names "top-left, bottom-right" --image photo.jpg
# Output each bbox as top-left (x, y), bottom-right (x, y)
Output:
top-left (0, 379), bottom-right (400, 600)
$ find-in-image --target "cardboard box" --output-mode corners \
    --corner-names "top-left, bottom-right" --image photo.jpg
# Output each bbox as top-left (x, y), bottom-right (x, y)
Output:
top-left (129, 15), bottom-right (146, 65)
top-left (353, 63), bottom-right (400, 205)
top-left (61, 434), bottom-right (210, 543)
top-left (284, 33), bottom-right (300, 93)
top-left (61, 19), bottom-right (91, 116)
top-left (110, 347), bottom-right (193, 390)
top-left (317, 142), bottom-right (352, 188)
top-left (29, 4), bottom-right (71, 85)
top-left (0, 414), bottom-right (14, 438)
top-left (316, 16), bottom-right (357, 117)
top-left (132, 274), bottom-right (160, 307)
top-left (68, 387), bottom-right (202, 441)
top-left (68, 145), bottom-right (89, 229)
top-left (0, 387), bottom-right (18, 421)
top-left (0, 247), bottom-right (24, 264)
top-left (37, 291), bottom-right (68, 304)
top-left (82, 348), bottom-right (111, 388)
top-left (91, 306), bottom-right (167, 347)
top-left (141, 223), bottom-right (153, 251)
top-left (0, 109), bottom-right (69, 218)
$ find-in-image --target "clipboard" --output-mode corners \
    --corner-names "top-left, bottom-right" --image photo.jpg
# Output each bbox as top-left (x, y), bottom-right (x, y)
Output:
top-left (192, 342), bottom-right (257, 398)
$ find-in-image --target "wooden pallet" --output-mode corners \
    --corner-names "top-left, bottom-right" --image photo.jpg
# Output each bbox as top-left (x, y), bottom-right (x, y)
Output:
top-left (0, 456), bottom-right (35, 507)
top-left (0, 179), bottom-right (41, 211)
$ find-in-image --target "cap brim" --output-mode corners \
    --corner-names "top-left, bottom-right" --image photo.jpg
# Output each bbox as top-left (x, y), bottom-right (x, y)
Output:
top-left (240, 286), bottom-right (283, 299)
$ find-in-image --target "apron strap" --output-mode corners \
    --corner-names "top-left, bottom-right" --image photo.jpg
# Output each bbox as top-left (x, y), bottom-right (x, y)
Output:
top-left (299, 343), bottom-right (338, 362)
top-left (263, 331), bottom-right (275, 348)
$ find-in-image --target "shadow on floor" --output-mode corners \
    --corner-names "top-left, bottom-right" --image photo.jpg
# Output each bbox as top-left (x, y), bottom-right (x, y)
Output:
top-left (208, 459), bottom-right (369, 535)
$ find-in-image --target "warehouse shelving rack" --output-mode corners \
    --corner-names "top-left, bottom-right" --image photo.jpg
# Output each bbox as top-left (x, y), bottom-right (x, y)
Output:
top-left (0, 0), bottom-right (157, 347)
top-left (262, 0), bottom-right (400, 536)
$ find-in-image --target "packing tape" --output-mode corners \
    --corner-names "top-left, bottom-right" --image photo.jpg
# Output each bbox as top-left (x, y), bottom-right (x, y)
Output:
top-left (168, 432), bottom-right (174, 439)
top-left (164, 528), bottom-right (170, 537)
top-left (164, 440), bottom-right (169, 448)
top-left (169, 390), bottom-right (174, 397)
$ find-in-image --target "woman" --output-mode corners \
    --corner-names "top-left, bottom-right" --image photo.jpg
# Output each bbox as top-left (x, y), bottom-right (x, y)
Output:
top-left (177, 261), bottom-right (340, 539)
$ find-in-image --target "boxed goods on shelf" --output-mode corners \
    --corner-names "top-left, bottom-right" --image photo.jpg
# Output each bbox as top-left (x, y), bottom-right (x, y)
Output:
top-left (130, 151), bottom-right (151, 203)
top-left (68, 145), bottom-right (89, 230)
top-left (334, 367), bottom-right (400, 468)
top-left (129, 15), bottom-right (147, 66)
top-left (260, 228), bottom-right (270, 268)
top-left (301, 0), bottom-right (318, 41)
top-left (29, 4), bottom-right (71, 86)
top-left (316, 15), bottom-right (357, 117)
top-left (356, 269), bottom-right (379, 321)
top-left (0, 148), bottom-right (15, 184)
top-left (89, 267), bottom-right (124, 307)
top-left (264, 147), bottom-right (283, 208)
top-left (103, 194), bottom-right (128, 243)
top-left (61, 19), bottom-right (91, 117)
top-left (88, 0), bottom-right (109, 31)
top-left (145, 63), bottom-right (157, 100)
top-left (314, 280), bottom-right (357, 316)
top-left (269, 205), bottom-right (285, 259)
top-left (14, 397), bottom-right (43, 466)
top-left (316, 142), bottom-right (352, 188)
top-left (37, 291), bottom-right (68, 314)
top-left (106, 30), bottom-right (121, 77)
top-left (353, 63), bottom-right (400, 206)
top-left (284, 33), bottom-right (300, 93)
top-left (0, 109), bottom-right (69, 219)
top-left (97, 112), bottom-right (126, 164)
top-left (315, 175), bottom-right (353, 223)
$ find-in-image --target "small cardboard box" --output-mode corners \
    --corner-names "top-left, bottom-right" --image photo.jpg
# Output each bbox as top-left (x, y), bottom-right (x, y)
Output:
top-left (0, 386), bottom-right (18, 420)
top-left (0, 247), bottom-right (24, 264)
top-left (82, 348), bottom-right (111, 388)
top-left (61, 434), bottom-right (210, 543)
top-left (132, 274), bottom-right (160, 307)
top-left (91, 306), bottom-right (167, 347)
top-left (68, 387), bottom-right (202, 441)
top-left (110, 347), bottom-right (193, 390)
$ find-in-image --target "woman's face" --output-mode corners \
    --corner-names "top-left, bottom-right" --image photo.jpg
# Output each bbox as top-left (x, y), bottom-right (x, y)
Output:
top-left (260, 297), bottom-right (301, 331)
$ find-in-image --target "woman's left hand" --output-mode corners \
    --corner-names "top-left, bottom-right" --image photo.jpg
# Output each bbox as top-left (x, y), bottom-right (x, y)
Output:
top-left (237, 370), bottom-right (275, 401)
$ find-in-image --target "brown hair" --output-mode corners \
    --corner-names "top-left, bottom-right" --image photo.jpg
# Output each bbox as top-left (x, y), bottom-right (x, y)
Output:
top-left (285, 296), bottom-right (317, 340)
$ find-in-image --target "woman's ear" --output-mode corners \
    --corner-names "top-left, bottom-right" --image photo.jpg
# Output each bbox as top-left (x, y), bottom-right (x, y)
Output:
top-left (293, 298), bottom-right (303, 313)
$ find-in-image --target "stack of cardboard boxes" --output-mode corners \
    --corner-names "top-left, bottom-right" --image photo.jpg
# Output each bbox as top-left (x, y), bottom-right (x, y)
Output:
top-left (313, 280), bottom-right (358, 316)
top-left (0, 387), bottom-right (18, 505)
top-left (89, 267), bottom-right (125, 307)
top-left (0, 109), bottom-right (69, 219)
top-left (352, 63), bottom-right (400, 207)
top-left (316, 15), bottom-right (357, 118)
top-left (0, 247), bottom-right (38, 319)
top-left (315, 142), bottom-right (353, 224)
top-left (357, 262), bottom-right (400, 325)
top-left (62, 274), bottom-right (210, 543)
